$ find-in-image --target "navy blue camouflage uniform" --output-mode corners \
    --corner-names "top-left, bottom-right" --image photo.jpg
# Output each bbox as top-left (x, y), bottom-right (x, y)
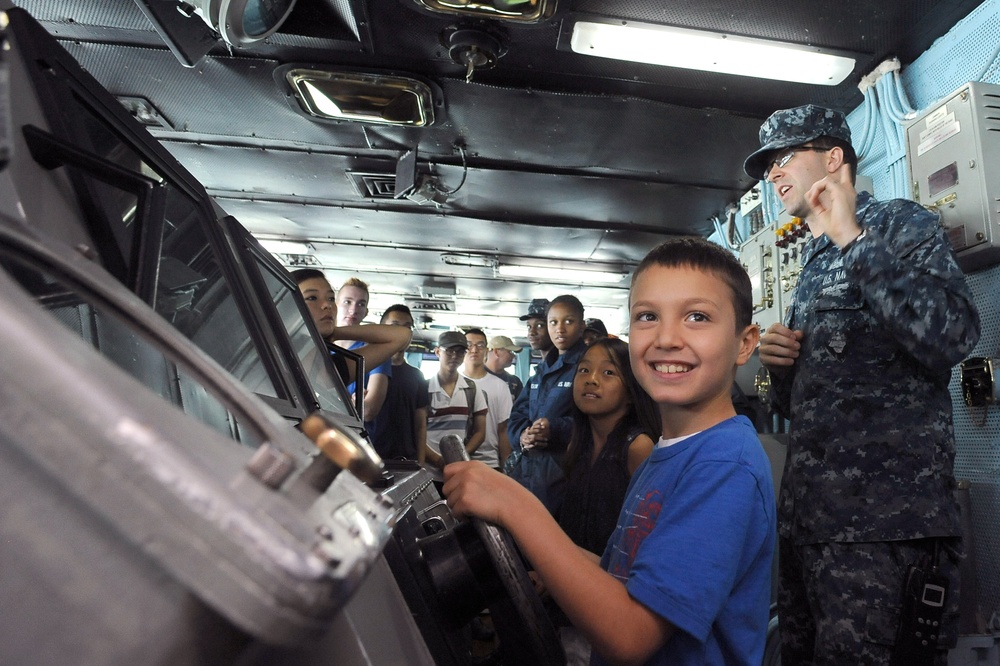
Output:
top-left (769, 191), bottom-right (980, 663)
top-left (506, 338), bottom-right (588, 514)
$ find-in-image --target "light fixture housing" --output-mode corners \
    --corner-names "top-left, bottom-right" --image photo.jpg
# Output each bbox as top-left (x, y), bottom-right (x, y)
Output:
top-left (441, 253), bottom-right (499, 269)
top-left (192, 0), bottom-right (298, 47)
top-left (256, 239), bottom-right (314, 255)
top-left (565, 18), bottom-right (856, 86)
top-left (497, 263), bottom-right (627, 284)
top-left (411, 0), bottom-right (556, 24)
top-left (281, 68), bottom-right (436, 127)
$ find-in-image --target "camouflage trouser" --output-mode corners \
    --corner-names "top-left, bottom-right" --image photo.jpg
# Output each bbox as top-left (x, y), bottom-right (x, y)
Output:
top-left (778, 537), bottom-right (962, 666)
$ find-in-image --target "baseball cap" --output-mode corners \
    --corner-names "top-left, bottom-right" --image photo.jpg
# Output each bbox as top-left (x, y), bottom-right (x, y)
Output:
top-left (743, 105), bottom-right (852, 180)
top-left (437, 330), bottom-right (469, 350)
top-left (518, 298), bottom-right (550, 321)
top-left (488, 335), bottom-right (523, 353)
top-left (584, 318), bottom-right (608, 337)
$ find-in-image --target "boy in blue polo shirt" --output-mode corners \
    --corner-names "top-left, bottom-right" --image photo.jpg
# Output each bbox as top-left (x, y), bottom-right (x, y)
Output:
top-left (444, 237), bottom-right (775, 665)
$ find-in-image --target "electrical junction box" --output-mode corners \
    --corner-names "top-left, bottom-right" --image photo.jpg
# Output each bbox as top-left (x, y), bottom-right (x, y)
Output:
top-left (740, 222), bottom-right (779, 331)
top-left (740, 185), bottom-right (767, 237)
top-left (740, 219), bottom-right (804, 334)
top-left (960, 357), bottom-right (997, 407)
top-left (739, 185), bottom-right (762, 217)
top-left (738, 219), bottom-right (807, 399)
top-left (906, 81), bottom-right (1000, 272)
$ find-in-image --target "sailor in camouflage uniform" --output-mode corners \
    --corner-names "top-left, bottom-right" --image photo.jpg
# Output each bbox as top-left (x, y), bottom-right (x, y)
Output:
top-left (745, 105), bottom-right (980, 665)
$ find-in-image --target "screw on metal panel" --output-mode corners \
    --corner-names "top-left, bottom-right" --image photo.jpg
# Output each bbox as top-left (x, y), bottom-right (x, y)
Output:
top-left (75, 244), bottom-right (98, 261)
top-left (245, 442), bottom-right (296, 489)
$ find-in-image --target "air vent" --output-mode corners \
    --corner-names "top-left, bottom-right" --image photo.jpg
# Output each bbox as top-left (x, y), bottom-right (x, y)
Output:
top-left (407, 299), bottom-right (455, 312)
top-left (347, 172), bottom-right (398, 199)
top-left (284, 254), bottom-right (320, 266)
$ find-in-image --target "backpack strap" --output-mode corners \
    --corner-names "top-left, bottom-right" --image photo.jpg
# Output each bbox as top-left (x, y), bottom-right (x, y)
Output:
top-left (460, 377), bottom-right (478, 444)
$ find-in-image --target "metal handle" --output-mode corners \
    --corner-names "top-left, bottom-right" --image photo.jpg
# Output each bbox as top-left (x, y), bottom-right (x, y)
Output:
top-left (439, 434), bottom-right (468, 465)
top-left (301, 412), bottom-right (383, 483)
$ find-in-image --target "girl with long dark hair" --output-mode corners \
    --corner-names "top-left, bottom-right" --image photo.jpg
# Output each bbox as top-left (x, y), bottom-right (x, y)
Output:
top-left (558, 337), bottom-right (659, 555)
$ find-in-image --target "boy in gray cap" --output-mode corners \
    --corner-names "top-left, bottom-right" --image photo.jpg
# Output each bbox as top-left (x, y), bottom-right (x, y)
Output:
top-left (749, 105), bottom-right (980, 664)
top-left (423, 330), bottom-right (488, 467)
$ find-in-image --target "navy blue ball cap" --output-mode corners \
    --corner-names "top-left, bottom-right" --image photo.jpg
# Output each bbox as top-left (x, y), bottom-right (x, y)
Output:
top-left (584, 318), bottom-right (608, 336)
top-left (518, 298), bottom-right (550, 321)
top-left (743, 105), bottom-right (851, 180)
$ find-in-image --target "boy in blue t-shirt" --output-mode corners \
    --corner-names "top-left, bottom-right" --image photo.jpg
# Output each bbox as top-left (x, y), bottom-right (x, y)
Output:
top-left (444, 237), bottom-right (776, 665)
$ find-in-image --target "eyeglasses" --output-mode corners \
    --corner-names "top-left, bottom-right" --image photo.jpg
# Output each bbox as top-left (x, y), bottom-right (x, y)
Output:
top-left (468, 342), bottom-right (487, 350)
top-left (764, 146), bottom-right (830, 179)
top-left (443, 347), bottom-right (467, 357)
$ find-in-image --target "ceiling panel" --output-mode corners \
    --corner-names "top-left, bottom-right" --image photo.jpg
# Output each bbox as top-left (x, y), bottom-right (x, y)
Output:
top-left (14, 0), bottom-right (985, 333)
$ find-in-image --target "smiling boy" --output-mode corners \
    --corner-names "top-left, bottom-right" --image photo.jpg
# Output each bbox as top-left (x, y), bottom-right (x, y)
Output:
top-left (444, 238), bottom-right (776, 665)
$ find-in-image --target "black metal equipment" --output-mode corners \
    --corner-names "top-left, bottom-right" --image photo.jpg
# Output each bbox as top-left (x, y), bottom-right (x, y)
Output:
top-left (438, 435), bottom-right (566, 665)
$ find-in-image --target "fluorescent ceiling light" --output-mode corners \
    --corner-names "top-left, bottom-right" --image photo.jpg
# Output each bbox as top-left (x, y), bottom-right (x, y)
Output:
top-left (257, 239), bottom-right (314, 255)
top-left (441, 253), bottom-right (498, 269)
top-left (570, 20), bottom-right (855, 86)
top-left (497, 264), bottom-right (627, 284)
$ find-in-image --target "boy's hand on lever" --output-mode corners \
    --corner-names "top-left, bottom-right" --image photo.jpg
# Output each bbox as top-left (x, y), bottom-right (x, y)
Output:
top-left (443, 460), bottom-right (527, 527)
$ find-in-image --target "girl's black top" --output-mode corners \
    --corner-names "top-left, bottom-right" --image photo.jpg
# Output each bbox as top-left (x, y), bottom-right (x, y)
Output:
top-left (558, 423), bottom-right (646, 556)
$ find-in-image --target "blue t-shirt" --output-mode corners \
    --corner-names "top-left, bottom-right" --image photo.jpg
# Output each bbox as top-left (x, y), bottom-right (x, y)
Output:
top-left (596, 417), bottom-right (776, 666)
top-left (345, 340), bottom-right (392, 395)
top-left (341, 340), bottom-right (392, 429)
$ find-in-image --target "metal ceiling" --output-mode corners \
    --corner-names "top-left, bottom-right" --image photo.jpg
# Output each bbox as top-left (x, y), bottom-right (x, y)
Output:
top-left (12, 0), bottom-right (984, 337)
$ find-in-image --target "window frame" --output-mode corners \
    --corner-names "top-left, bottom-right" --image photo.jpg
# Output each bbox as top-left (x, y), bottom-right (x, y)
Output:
top-left (13, 18), bottom-right (360, 431)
